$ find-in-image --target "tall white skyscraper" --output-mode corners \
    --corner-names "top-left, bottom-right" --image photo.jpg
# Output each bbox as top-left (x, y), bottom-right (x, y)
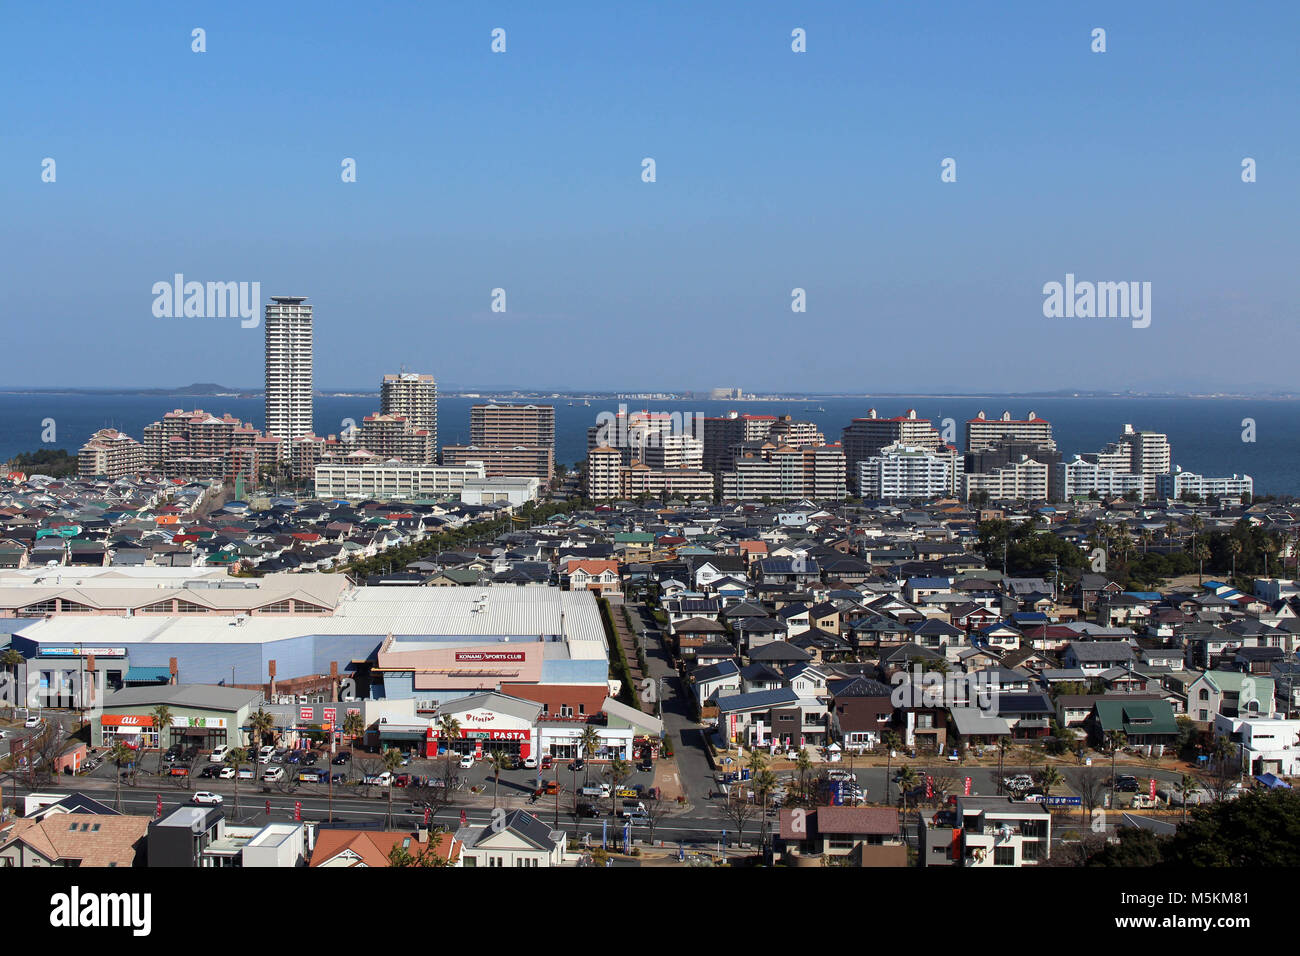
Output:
top-left (264, 296), bottom-right (313, 453)
top-left (381, 373), bottom-right (438, 451)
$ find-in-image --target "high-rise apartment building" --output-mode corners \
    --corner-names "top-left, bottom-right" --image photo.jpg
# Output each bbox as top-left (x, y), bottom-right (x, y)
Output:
top-left (447, 403), bottom-right (554, 480)
top-left (842, 409), bottom-right (941, 482)
top-left (355, 414), bottom-right (436, 464)
top-left (719, 443), bottom-right (847, 501)
top-left (702, 412), bottom-right (777, 474)
top-left (765, 415), bottom-right (825, 449)
top-left (858, 442), bottom-right (963, 499)
top-left (965, 411), bottom-right (1055, 453)
top-left (264, 296), bottom-right (314, 453)
top-left (78, 428), bottom-right (146, 479)
top-left (1086, 425), bottom-right (1172, 498)
top-left (380, 373), bottom-right (438, 450)
top-left (141, 409), bottom-right (279, 481)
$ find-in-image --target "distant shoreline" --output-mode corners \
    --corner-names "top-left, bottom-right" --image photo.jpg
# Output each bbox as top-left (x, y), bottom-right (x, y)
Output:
top-left (2, 389), bottom-right (1298, 401)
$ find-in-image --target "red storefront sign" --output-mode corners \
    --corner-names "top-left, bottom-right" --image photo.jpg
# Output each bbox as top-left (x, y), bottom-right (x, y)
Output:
top-left (323, 708), bottom-right (336, 723)
top-left (101, 715), bottom-right (154, 727)
top-left (300, 707), bottom-right (313, 720)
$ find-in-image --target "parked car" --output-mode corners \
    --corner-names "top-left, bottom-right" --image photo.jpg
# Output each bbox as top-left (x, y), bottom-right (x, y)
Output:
top-left (827, 769), bottom-right (855, 782)
top-left (300, 752), bottom-right (318, 766)
top-left (192, 791), bottom-right (223, 806)
top-left (624, 811), bottom-right (651, 827)
top-left (332, 752), bottom-right (351, 765)
top-left (219, 766), bottom-right (236, 779)
top-left (575, 801), bottom-right (600, 818)
top-left (567, 758), bottom-right (585, 772)
top-left (286, 751), bottom-right (303, 765)
top-left (637, 758), bottom-right (653, 773)
top-left (24, 716), bottom-right (41, 728)
top-left (615, 787), bottom-right (638, 799)
top-left (522, 755), bottom-right (538, 770)
top-left (237, 767), bottom-right (254, 780)
top-left (1115, 776), bottom-right (1140, 793)
top-left (259, 745), bottom-right (275, 760)
top-left (540, 755), bottom-right (553, 770)
top-left (209, 745), bottom-right (230, 763)
top-left (198, 766), bottom-right (221, 779)
top-left (534, 780), bottom-right (561, 797)
top-left (363, 771), bottom-right (394, 787)
top-left (620, 800), bottom-right (646, 817)
top-left (458, 753), bottom-right (475, 769)
top-left (262, 766), bottom-right (285, 782)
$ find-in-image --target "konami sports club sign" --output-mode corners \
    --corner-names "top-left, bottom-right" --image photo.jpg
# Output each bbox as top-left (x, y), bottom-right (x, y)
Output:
top-left (454, 651), bottom-right (526, 663)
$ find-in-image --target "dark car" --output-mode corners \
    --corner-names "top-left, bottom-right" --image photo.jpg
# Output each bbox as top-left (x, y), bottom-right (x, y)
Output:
top-left (286, 751), bottom-right (303, 764)
top-left (1116, 778), bottom-right (1140, 793)
top-left (198, 766), bottom-right (221, 779)
top-left (575, 802), bottom-right (600, 818)
top-left (568, 758), bottom-right (585, 772)
top-left (332, 752), bottom-right (351, 765)
top-left (330, 772), bottom-right (347, 784)
top-left (300, 752), bottom-right (318, 766)
top-left (637, 759), bottom-right (653, 773)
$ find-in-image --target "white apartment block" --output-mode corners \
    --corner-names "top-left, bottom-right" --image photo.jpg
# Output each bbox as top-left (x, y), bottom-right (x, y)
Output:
top-left (380, 373), bottom-right (437, 449)
top-left (264, 296), bottom-right (314, 453)
top-left (585, 447), bottom-right (623, 499)
top-left (1092, 425), bottom-right (1171, 497)
top-left (78, 428), bottom-right (146, 479)
top-left (720, 444), bottom-right (846, 500)
top-left (962, 457), bottom-right (1049, 501)
top-left (965, 411), bottom-right (1054, 453)
top-left (1053, 457), bottom-right (1146, 501)
top-left (641, 433), bottom-right (704, 471)
top-left (1157, 468), bottom-right (1253, 500)
top-left (857, 442), bottom-right (961, 499)
top-left (314, 461), bottom-right (485, 500)
top-left (842, 409), bottom-right (941, 477)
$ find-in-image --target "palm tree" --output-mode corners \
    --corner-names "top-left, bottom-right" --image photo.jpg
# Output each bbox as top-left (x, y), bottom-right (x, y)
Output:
top-left (248, 707), bottom-right (277, 755)
top-left (150, 704), bottom-right (173, 775)
top-left (794, 748), bottom-right (813, 803)
top-left (1262, 536), bottom-right (1279, 578)
top-left (1139, 529), bottom-right (1153, 554)
top-left (1106, 730), bottom-right (1127, 796)
top-left (437, 714), bottom-right (462, 784)
top-left (604, 755), bottom-right (631, 820)
top-left (896, 766), bottom-right (918, 810)
top-left (1192, 541), bottom-right (1211, 585)
top-left (745, 748), bottom-right (768, 776)
top-left (881, 730), bottom-right (902, 796)
top-left (108, 741), bottom-right (134, 812)
top-left (1, 649), bottom-right (22, 716)
top-left (342, 710), bottom-right (365, 762)
top-left (485, 750), bottom-right (508, 810)
top-left (225, 746), bottom-right (248, 819)
top-left (1039, 765), bottom-right (1064, 797)
top-left (1229, 537), bottom-right (1243, 583)
top-left (1174, 772), bottom-right (1198, 823)
top-left (381, 748), bottom-right (404, 828)
top-left (578, 725), bottom-right (601, 785)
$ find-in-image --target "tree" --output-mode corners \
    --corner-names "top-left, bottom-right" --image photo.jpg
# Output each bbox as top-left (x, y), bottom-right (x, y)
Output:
top-left (387, 835), bottom-right (454, 867)
top-left (485, 750), bottom-right (508, 811)
top-left (722, 788), bottom-right (758, 850)
top-left (578, 725), bottom-right (601, 785)
top-left (1038, 765), bottom-right (1064, 797)
top-left (108, 740), bottom-right (135, 812)
top-left (1105, 730), bottom-right (1127, 795)
top-left (881, 730), bottom-right (902, 798)
top-left (1070, 768), bottom-right (1108, 825)
top-left (896, 766), bottom-right (918, 810)
top-left (604, 755), bottom-right (631, 819)
top-left (1174, 773), bottom-right (1199, 823)
top-left (794, 748), bottom-right (813, 804)
top-left (437, 714), bottom-right (462, 785)
top-left (248, 707), bottom-right (277, 754)
top-left (381, 748), bottom-right (404, 828)
top-left (224, 746), bottom-right (248, 818)
top-left (0, 649), bottom-right (22, 716)
top-left (342, 710), bottom-right (365, 761)
top-left (150, 705), bottom-right (174, 776)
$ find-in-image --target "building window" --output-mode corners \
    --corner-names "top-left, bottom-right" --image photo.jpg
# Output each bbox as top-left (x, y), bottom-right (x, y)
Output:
top-left (994, 846), bottom-right (1016, 866)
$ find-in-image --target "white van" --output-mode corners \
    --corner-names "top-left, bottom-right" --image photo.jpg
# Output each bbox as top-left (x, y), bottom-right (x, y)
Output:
top-left (209, 745), bottom-right (230, 763)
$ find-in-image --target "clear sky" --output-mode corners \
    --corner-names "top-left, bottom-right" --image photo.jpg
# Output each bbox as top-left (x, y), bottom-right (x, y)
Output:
top-left (3, 1), bottom-right (1296, 393)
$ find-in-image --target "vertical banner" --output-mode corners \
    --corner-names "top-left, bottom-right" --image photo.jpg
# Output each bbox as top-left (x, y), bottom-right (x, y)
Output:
top-left (294, 801), bottom-right (301, 822)
top-left (155, 795), bottom-right (162, 820)
top-left (964, 776), bottom-right (972, 796)
top-left (925, 775), bottom-right (934, 799)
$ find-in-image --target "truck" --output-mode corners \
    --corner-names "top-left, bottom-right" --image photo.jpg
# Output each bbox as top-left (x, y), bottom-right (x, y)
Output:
top-left (579, 783), bottom-right (610, 799)
top-left (620, 799), bottom-right (646, 817)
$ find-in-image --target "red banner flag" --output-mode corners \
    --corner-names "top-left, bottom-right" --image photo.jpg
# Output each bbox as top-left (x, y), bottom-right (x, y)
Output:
top-left (155, 795), bottom-right (163, 820)
top-left (294, 801), bottom-right (301, 822)
top-left (423, 807), bottom-right (431, 827)
top-left (964, 776), bottom-right (972, 796)
top-left (266, 800), bottom-right (272, 815)
top-left (460, 809), bottom-right (468, 827)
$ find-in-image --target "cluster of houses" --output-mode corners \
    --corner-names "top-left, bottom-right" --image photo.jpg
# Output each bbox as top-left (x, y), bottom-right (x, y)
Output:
top-left (0, 473), bottom-right (521, 574)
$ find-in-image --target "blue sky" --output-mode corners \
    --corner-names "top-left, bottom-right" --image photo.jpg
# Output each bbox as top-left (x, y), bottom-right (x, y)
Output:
top-left (2, 1), bottom-right (1296, 393)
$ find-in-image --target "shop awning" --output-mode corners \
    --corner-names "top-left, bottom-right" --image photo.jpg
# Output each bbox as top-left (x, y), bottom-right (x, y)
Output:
top-left (124, 666), bottom-right (172, 684)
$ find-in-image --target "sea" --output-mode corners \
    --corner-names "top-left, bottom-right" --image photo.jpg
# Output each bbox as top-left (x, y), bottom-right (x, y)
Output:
top-left (0, 393), bottom-right (1292, 495)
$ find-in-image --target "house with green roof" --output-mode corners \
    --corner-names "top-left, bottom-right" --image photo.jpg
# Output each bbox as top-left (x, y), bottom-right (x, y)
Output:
top-left (1087, 697), bottom-right (1179, 749)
